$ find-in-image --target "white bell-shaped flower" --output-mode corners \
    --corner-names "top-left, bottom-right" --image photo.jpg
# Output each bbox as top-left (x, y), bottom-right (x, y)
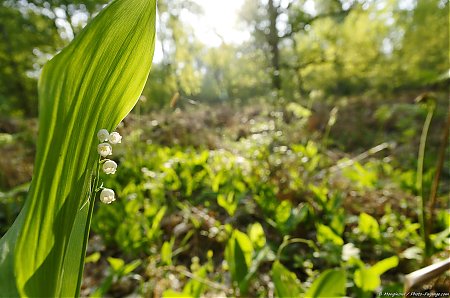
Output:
top-left (103, 160), bottom-right (117, 174)
top-left (97, 129), bottom-right (110, 142)
top-left (97, 143), bottom-right (112, 157)
top-left (109, 132), bottom-right (122, 144)
top-left (100, 188), bottom-right (115, 204)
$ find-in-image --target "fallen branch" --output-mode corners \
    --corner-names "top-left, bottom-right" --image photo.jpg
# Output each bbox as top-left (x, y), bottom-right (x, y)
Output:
top-left (316, 142), bottom-right (392, 178)
top-left (404, 258), bottom-right (450, 294)
top-left (163, 265), bottom-right (233, 294)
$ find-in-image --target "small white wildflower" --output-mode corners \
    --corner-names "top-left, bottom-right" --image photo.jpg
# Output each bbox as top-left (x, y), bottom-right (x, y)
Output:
top-left (97, 129), bottom-right (109, 142)
top-left (100, 188), bottom-right (115, 204)
top-left (97, 143), bottom-right (112, 157)
top-left (109, 132), bottom-right (122, 144)
top-left (342, 243), bottom-right (360, 261)
top-left (102, 160), bottom-right (117, 174)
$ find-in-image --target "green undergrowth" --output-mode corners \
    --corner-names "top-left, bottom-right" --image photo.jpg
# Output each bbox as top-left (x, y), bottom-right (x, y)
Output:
top-left (84, 98), bottom-right (448, 296)
top-left (1, 94), bottom-right (449, 297)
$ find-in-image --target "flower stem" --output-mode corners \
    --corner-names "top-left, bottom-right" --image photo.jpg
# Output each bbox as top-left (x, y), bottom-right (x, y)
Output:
top-left (75, 157), bottom-right (101, 296)
top-left (417, 104), bottom-right (435, 259)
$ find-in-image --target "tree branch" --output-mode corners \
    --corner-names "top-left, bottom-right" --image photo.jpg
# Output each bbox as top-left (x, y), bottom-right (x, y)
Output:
top-left (280, 57), bottom-right (333, 70)
top-left (281, 5), bottom-right (356, 39)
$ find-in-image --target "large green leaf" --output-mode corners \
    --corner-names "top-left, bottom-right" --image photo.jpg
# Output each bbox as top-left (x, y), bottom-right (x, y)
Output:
top-left (225, 230), bottom-right (254, 294)
top-left (271, 261), bottom-right (302, 297)
top-left (354, 267), bottom-right (380, 292)
top-left (0, 0), bottom-right (156, 296)
top-left (354, 256), bottom-right (399, 292)
top-left (371, 256), bottom-right (399, 275)
top-left (305, 269), bottom-right (346, 297)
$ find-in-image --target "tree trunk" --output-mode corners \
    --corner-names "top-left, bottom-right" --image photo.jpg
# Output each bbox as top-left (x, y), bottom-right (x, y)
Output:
top-left (268, 0), bottom-right (281, 91)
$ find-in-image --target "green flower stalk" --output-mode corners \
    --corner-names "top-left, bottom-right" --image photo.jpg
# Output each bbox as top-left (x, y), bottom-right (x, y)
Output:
top-left (415, 93), bottom-right (436, 259)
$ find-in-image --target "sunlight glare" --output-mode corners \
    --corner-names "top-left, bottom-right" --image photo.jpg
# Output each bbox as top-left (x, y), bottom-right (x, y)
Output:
top-left (154, 0), bottom-right (248, 62)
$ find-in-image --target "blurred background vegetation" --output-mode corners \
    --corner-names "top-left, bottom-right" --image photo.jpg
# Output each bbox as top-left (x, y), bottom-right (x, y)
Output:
top-left (0, 0), bottom-right (449, 297)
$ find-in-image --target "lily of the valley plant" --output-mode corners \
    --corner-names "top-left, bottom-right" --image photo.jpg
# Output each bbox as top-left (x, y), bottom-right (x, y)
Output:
top-left (0, 0), bottom-right (156, 296)
top-left (98, 128), bottom-right (121, 203)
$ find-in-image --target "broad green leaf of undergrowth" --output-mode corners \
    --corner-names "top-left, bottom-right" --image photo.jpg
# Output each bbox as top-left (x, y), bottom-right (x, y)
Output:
top-left (359, 212), bottom-right (381, 239)
top-left (271, 261), bottom-right (302, 297)
top-left (0, 0), bottom-right (156, 296)
top-left (305, 269), bottom-right (346, 297)
top-left (316, 223), bottom-right (344, 246)
top-left (225, 230), bottom-right (253, 294)
top-left (354, 256), bottom-right (399, 292)
top-left (218, 191), bottom-right (238, 216)
top-left (161, 241), bottom-right (173, 265)
top-left (248, 222), bottom-right (266, 250)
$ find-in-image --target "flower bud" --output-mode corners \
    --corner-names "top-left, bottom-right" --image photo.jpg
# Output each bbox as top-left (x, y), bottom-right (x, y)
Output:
top-left (109, 132), bottom-right (122, 144)
top-left (97, 143), bottom-right (112, 157)
top-left (100, 188), bottom-right (115, 204)
top-left (103, 160), bottom-right (117, 174)
top-left (97, 129), bottom-right (109, 142)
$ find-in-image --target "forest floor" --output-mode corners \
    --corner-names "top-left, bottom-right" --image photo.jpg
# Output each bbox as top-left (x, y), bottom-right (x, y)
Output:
top-left (0, 91), bottom-right (449, 297)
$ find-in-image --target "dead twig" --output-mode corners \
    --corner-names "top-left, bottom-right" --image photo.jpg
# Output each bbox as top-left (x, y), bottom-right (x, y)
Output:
top-left (163, 265), bottom-right (233, 294)
top-left (426, 111), bottom-right (450, 238)
top-left (404, 258), bottom-right (450, 294)
top-left (316, 142), bottom-right (392, 178)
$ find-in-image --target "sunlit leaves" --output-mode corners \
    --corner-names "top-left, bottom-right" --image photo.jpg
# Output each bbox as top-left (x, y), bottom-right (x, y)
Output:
top-left (248, 222), bottom-right (266, 250)
top-left (359, 212), bottom-right (381, 240)
top-left (354, 256), bottom-right (399, 292)
top-left (316, 224), bottom-right (344, 246)
top-left (161, 241), bottom-right (173, 266)
top-left (217, 192), bottom-right (238, 216)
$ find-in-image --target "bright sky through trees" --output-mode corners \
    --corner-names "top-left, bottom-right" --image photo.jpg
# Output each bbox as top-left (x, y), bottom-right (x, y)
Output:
top-left (154, 0), bottom-right (248, 61)
top-left (193, 0), bottom-right (249, 45)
